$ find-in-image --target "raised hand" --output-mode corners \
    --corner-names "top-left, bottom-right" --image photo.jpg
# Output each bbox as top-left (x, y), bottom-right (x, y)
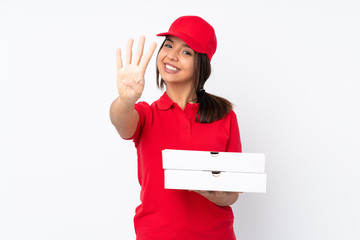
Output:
top-left (116, 36), bottom-right (157, 104)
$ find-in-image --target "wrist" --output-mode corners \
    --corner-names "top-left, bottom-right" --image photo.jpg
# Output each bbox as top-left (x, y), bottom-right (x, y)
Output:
top-left (115, 97), bottom-right (136, 112)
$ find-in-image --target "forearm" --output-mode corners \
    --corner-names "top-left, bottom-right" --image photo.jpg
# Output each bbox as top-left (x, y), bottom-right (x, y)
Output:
top-left (110, 97), bottom-right (139, 139)
top-left (194, 191), bottom-right (240, 207)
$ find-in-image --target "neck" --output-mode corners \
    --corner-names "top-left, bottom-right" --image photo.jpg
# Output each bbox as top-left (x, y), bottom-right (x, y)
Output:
top-left (165, 83), bottom-right (197, 110)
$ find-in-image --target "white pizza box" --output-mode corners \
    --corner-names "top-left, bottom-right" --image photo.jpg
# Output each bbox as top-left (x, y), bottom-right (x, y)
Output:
top-left (164, 170), bottom-right (266, 193)
top-left (162, 149), bottom-right (265, 173)
top-left (162, 149), bottom-right (267, 193)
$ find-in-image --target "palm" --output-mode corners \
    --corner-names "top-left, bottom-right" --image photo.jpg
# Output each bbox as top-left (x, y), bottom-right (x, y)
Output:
top-left (116, 36), bottom-right (157, 104)
top-left (117, 65), bottom-right (145, 103)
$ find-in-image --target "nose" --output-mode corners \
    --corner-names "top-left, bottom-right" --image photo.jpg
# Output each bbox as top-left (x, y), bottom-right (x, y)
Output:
top-left (166, 49), bottom-right (179, 61)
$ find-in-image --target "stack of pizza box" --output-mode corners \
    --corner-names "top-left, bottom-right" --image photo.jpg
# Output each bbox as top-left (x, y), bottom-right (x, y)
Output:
top-left (162, 149), bottom-right (266, 193)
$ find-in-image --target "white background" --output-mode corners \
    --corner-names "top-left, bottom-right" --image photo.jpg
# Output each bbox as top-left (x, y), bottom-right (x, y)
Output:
top-left (1, 0), bottom-right (359, 239)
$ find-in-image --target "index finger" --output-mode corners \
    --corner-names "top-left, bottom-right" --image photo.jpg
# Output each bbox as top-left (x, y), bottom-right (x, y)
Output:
top-left (139, 42), bottom-right (157, 73)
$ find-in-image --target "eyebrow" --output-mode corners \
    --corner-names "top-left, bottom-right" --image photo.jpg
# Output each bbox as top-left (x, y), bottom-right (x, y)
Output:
top-left (165, 38), bottom-right (191, 49)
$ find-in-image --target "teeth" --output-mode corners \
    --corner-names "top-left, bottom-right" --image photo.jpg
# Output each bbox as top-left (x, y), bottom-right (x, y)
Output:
top-left (165, 64), bottom-right (178, 71)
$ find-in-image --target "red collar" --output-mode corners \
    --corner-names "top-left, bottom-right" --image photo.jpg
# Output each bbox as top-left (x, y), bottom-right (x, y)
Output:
top-left (156, 92), bottom-right (175, 110)
top-left (156, 92), bottom-right (199, 111)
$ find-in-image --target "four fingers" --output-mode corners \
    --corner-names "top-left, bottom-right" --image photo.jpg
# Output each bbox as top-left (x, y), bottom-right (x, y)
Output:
top-left (117, 36), bottom-right (157, 71)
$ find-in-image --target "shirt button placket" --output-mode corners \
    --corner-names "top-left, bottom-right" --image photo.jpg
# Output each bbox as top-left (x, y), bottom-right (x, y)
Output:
top-left (183, 105), bottom-right (193, 133)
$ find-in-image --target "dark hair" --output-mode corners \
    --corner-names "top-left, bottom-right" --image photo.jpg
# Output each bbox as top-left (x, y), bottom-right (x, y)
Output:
top-left (156, 39), bottom-right (232, 123)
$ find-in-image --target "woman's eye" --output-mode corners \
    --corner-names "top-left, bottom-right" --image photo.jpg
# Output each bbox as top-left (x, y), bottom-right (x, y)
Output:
top-left (164, 44), bottom-right (172, 49)
top-left (183, 51), bottom-right (192, 56)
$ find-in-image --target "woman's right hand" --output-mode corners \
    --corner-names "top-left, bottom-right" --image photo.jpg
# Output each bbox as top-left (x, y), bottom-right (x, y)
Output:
top-left (116, 36), bottom-right (157, 104)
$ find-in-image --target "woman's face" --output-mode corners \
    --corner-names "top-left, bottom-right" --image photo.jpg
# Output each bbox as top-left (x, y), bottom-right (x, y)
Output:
top-left (157, 35), bottom-right (195, 87)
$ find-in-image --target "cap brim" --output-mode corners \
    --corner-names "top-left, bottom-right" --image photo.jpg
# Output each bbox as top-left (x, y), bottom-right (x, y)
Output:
top-left (156, 31), bottom-right (206, 55)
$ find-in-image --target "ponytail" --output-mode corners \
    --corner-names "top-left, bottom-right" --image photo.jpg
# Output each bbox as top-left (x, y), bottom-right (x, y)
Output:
top-left (194, 53), bottom-right (233, 123)
top-left (196, 90), bottom-right (232, 123)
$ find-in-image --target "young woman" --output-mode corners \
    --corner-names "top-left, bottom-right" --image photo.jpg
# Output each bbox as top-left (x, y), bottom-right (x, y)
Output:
top-left (110, 16), bottom-right (242, 240)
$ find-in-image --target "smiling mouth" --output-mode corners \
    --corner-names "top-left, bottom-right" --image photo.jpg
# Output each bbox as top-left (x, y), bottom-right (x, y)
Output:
top-left (164, 63), bottom-right (180, 71)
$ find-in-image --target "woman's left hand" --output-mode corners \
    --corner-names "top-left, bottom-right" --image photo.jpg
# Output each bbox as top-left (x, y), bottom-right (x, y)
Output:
top-left (192, 190), bottom-right (241, 207)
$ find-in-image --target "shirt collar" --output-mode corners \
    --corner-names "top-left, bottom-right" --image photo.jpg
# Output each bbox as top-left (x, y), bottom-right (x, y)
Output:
top-left (156, 92), bottom-right (200, 111)
top-left (156, 92), bottom-right (175, 110)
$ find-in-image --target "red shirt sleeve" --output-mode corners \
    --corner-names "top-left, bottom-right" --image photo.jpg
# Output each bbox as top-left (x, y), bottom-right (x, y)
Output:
top-left (226, 111), bottom-right (242, 153)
